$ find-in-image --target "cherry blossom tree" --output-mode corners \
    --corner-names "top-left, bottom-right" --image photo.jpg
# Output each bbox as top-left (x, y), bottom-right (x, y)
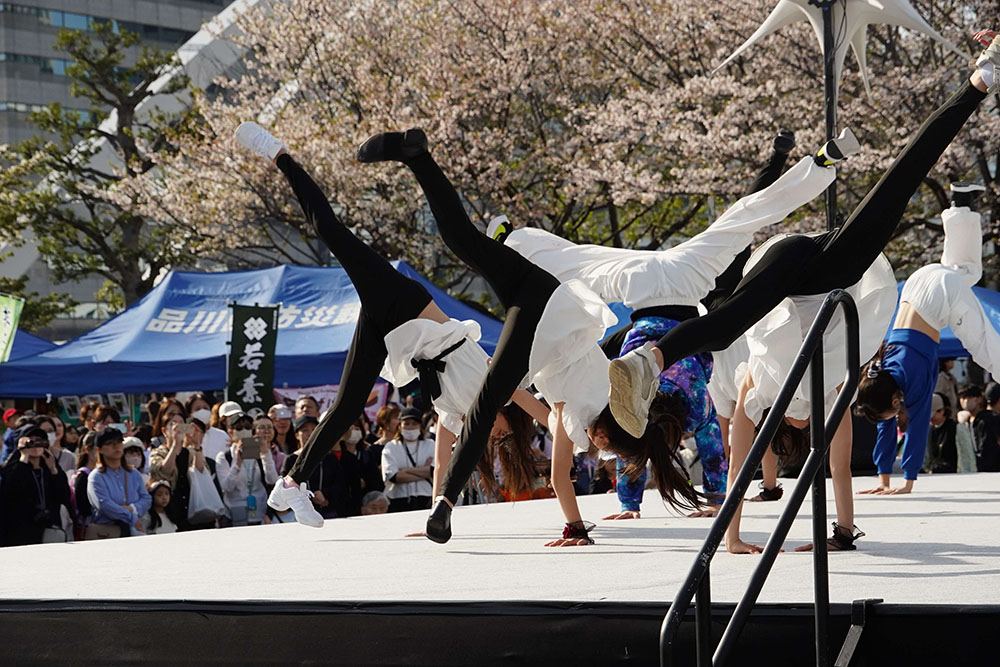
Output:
top-left (120, 0), bottom-right (1000, 301)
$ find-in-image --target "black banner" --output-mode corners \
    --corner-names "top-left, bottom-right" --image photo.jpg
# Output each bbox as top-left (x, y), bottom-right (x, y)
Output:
top-left (227, 304), bottom-right (279, 413)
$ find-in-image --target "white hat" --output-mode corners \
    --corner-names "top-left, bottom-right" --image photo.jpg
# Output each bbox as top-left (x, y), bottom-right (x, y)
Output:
top-left (218, 401), bottom-right (244, 419)
top-left (123, 436), bottom-right (144, 451)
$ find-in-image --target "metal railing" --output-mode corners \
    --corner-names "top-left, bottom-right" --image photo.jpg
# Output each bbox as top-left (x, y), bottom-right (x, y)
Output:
top-left (661, 289), bottom-right (861, 667)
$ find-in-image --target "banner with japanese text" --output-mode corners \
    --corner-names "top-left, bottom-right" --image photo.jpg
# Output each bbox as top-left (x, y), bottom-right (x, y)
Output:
top-left (227, 304), bottom-right (279, 413)
top-left (0, 293), bottom-right (24, 362)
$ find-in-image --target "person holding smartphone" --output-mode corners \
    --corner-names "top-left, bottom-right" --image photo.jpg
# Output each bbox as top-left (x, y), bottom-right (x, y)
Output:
top-left (215, 404), bottom-right (279, 526)
top-left (0, 425), bottom-right (73, 545)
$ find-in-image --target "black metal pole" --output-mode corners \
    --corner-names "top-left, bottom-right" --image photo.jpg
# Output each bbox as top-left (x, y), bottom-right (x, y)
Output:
top-left (695, 567), bottom-right (713, 667)
top-left (811, 345), bottom-right (831, 667)
top-left (821, 0), bottom-right (838, 231)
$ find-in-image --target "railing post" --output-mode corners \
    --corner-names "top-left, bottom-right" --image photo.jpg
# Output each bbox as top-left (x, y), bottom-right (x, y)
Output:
top-left (811, 344), bottom-right (830, 667)
top-left (695, 566), bottom-right (712, 667)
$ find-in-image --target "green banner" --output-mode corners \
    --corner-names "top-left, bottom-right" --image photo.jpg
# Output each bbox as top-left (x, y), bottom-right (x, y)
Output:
top-left (0, 293), bottom-right (24, 363)
top-left (227, 304), bottom-right (279, 413)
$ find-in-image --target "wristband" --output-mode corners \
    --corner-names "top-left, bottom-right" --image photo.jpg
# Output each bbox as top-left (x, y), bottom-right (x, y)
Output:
top-left (561, 520), bottom-right (596, 544)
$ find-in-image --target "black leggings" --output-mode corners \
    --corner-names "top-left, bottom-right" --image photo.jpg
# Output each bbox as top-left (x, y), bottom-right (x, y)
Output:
top-left (402, 151), bottom-right (560, 504)
top-left (276, 155), bottom-right (433, 484)
top-left (655, 81), bottom-right (987, 368)
top-left (599, 142), bottom-right (791, 360)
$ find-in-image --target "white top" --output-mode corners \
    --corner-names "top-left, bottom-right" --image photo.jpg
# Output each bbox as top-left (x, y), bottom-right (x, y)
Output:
top-left (739, 234), bottom-right (897, 423)
top-left (505, 156), bottom-right (834, 309)
top-left (707, 337), bottom-right (750, 421)
top-left (143, 510), bottom-right (178, 535)
top-left (215, 446), bottom-right (279, 521)
top-left (528, 280), bottom-right (618, 453)
top-left (202, 427), bottom-right (230, 462)
top-left (381, 438), bottom-right (435, 500)
top-left (381, 318), bottom-right (490, 436)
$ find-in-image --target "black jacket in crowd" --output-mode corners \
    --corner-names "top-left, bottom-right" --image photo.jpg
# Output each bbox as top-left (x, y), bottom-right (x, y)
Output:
top-left (0, 459), bottom-right (72, 546)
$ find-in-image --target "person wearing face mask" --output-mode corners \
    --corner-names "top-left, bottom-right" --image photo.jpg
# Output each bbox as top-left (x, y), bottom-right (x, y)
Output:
top-left (340, 418), bottom-right (382, 494)
top-left (0, 425), bottom-right (73, 545)
top-left (280, 415), bottom-right (362, 519)
top-left (381, 407), bottom-right (435, 513)
top-left (32, 416), bottom-right (74, 474)
top-left (123, 438), bottom-right (149, 486)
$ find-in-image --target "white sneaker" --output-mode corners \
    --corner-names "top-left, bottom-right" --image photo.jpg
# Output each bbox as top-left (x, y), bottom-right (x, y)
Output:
top-left (268, 480), bottom-right (324, 528)
top-left (815, 128), bottom-right (860, 166)
top-left (486, 214), bottom-right (512, 242)
top-left (976, 34), bottom-right (1000, 92)
top-left (608, 343), bottom-right (661, 438)
top-left (234, 121), bottom-right (287, 161)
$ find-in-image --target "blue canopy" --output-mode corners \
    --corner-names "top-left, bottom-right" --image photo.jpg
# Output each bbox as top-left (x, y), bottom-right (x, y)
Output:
top-left (0, 263), bottom-right (502, 398)
top-left (9, 329), bottom-right (57, 361)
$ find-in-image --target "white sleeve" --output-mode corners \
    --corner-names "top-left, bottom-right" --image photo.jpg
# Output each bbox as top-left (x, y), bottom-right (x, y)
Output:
top-left (381, 443), bottom-right (402, 483)
top-left (261, 449), bottom-right (279, 486)
top-left (941, 206), bottom-right (983, 286)
top-left (435, 407), bottom-right (464, 438)
top-left (215, 451), bottom-right (241, 494)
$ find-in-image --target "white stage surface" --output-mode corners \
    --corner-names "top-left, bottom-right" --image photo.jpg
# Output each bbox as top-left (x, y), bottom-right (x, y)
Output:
top-left (2, 473), bottom-right (998, 605)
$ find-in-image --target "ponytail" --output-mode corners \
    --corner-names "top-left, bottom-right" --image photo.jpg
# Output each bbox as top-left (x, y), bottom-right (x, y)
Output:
top-left (855, 342), bottom-right (903, 423)
top-left (594, 392), bottom-right (705, 512)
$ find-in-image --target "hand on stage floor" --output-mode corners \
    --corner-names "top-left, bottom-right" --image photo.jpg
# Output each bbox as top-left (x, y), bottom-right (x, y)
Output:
top-left (857, 485), bottom-right (890, 495)
top-left (404, 531), bottom-right (426, 538)
top-left (875, 485), bottom-right (913, 495)
top-left (602, 511), bottom-right (640, 520)
top-left (686, 506), bottom-right (720, 518)
top-left (544, 537), bottom-right (594, 547)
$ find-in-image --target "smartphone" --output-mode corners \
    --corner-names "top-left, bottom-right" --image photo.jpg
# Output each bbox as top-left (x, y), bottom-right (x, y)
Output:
top-left (241, 436), bottom-right (261, 459)
top-left (234, 429), bottom-right (252, 440)
top-left (110, 423), bottom-right (128, 434)
top-left (178, 423), bottom-right (194, 436)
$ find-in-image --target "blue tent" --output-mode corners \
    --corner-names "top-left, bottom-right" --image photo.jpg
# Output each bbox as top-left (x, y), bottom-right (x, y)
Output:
top-left (891, 282), bottom-right (1000, 358)
top-left (0, 263), bottom-right (502, 398)
top-left (9, 329), bottom-right (56, 361)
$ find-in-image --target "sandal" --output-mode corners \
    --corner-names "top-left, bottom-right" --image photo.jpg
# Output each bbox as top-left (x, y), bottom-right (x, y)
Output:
top-left (748, 482), bottom-right (783, 502)
top-left (827, 522), bottom-right (865, 551)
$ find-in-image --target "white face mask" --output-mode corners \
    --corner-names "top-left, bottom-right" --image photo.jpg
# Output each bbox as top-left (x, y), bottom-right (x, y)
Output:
top-left (47, 432), bottom-right (56, 446)
top-left (125, 454), bottom-right (143, 468)
top-left (344, 428), bottom-right (362, 445)
top-left (401, 428), bottom-right (421, 442)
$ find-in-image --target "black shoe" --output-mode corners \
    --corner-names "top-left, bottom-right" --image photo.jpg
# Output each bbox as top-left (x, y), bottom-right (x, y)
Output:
top-left (357, 128), bottom-right (428, 163)
top-left (773, 130), bottom-right (795, 155)
top-left (950, 182), bottom-right (986, 209)
top-left (425, 499), bottom-right (452, 544)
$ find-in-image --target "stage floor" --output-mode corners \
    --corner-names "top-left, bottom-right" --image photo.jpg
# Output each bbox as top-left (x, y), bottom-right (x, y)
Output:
top-left (1, 473), bottom-right (998, 606)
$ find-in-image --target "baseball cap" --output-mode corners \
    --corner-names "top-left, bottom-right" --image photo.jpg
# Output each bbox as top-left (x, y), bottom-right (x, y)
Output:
top-left (986, 383), bottom-right (1000, 406)
top-left (96, 427), bottom-right (126, 447)
top-left (293, 414), bottom-right (319, 432)
top-left (15, 425), bottom-right (48, 448)
top-left (3, 408), bottom-right (21, 422)
top-left (931, 393), bottom-right (945, 414)
top-left (269, 404), bottom-right (292, 420)
top-left (399, 406), bottom-right (422, 422)
top-left (218, 401), bottom-right (245, 420)
top-left (123, 436), bottom-right (144, 452)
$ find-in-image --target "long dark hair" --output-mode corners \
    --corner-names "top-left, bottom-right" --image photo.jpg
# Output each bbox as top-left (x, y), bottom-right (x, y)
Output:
top-left (756, 409), bottom-right (809, 463)
top-left (854, 342), bottom-right (903, 423)
top-left (594, 392), bottom-right (703, 512)
top-left (476, 404), bottom-right (539, 498)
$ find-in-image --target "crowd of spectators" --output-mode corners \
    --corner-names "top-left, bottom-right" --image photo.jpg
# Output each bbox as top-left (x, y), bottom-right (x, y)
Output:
top-left (0, 386), bottom-right (621, 548)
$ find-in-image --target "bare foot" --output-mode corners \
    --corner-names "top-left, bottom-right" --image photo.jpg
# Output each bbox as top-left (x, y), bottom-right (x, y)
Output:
top-left (602, 511), bottom-right (640, 520)
top-left (687, 506), bottom-right (720, 518)
top-left (544, 537), bottom-right (593, 547)
top-left (857, 486), bottom-right (890, 495)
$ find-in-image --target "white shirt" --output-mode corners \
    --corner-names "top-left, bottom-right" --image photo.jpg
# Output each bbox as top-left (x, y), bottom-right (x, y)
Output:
top-left (143, 510), bottom-right (178, 535)
top-left (529, 280), bottom-right (618, 453)
top-left (505, 157), bottom-right (835, 310)
top-left (707, 337), bottom-right (749, 421)
top-left (215, 446), bottom-right (279, 522)
top-left (381, 318), bottom-right (490, 436)
top-left (381, 438), bottom-right (435, 500)
top-left (739, 235), bottom-right (897, 423)
top-left (202, 427), bottom-right (230, 462)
